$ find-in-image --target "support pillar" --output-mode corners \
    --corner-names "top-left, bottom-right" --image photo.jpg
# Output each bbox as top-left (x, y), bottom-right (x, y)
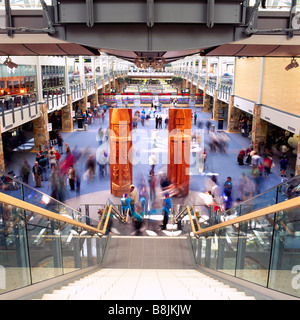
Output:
top-left (295, 131), bottom-right (300, 176)
top-left (33, 103), bottom-right (49, 152)
top-left (212, 91), bottom-right (220, 121)
top-left (0, 126), bottom-right (5, 172)
top-left (109, 108), bottom-right (132, 197)
top-left (202, 85), bottom-right (211, 113)
top-left (61, 94), bottom-right (74, 132)
top-left (78, 90), bottom-right (88, 115)
top-left (251, 104), bottom-right (268, 152)
top-left (94, 83), bottom-right (99, 104)
top-left (167, 108), bottom-right (192, 197)
top-left (227, 95), bottom-right (241, 132)
top-left (196, 81), bottom-right (200, 94)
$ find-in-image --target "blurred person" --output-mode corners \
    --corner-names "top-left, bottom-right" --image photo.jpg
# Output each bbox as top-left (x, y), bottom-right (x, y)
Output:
top-left (128, 184), bottom-right (138, 213)
top-left (48, 166), bottom-right (60, 200)
top-left (223, 176), bottom-right (232, 197)
top-left (139, 185), bottom-right (149, 216)
top-left (121, 193), bottom-right (132, 217)
top-left (149, 151), bottom-right (157, 175)
top-left (32, 161), bottom-right (42, 188)
top-left (68, 164), bottom-right (76, 191)
top-left (38, 154), bottom-right (48, 181)
top-left (54, 149), bottom-right (61, 166)
top-left (49, 150), bottom-right (57, 169)
top-left (279, 153), bottom-right (289, 178)
top-left (237, 173), bottom-right (256, 201)
top-left (86, 154), bottom-right (96, 181)
top-left (131, 204), bottom-right (144, 236)
top-left (149, 172), bottom-right (157, 203)
top-left (57, 133), bottom-right (64, 154)
top-left (65, 142), bottom-right (71, 156)
top-left (96, 127), bottom-right (104, 145)
top-left (75, 173), bottom-right (81, 196)
top-left (96, 147), bottom-right (109, 178)
top-left (206, 120), bottom-right (211, 134)
top-left (263, 155), bottom-right (273, 178)
top-left (237, 149), bottom-right (245, 165)
top-left (161, 192), bottom-right (172, 230)
top-left (20, 159), bottom-right (31, 184)
top-left (251, 151), bottom-right (261, 168)
top-left (152, 129), bottom-right (159, 148)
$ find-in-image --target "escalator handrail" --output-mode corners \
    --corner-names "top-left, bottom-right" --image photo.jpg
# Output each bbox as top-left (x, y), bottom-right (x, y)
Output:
top-left (173, 205), bottom-right (200, 235)
top-left (0, 192), bottom-right (103, 235)
top-left (0, 169), bottom-right (86, 221)
top-left (193, 195), bottom-right (300, 237)
top-left (96, 204), bottom-right (127, 233)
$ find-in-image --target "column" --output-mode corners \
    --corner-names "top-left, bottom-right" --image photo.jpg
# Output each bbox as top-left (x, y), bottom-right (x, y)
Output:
top-left (0, 126), bottom-right (5, 172)
top-left (109, 108), bottom-right (133, 197)
top-left (78, 90), bottom-right (88, 114)
top-left (61, 94), bottom-right (74, 132)
top-left (227, 95), bottom-right (241, 132)
top-left (251, 104), bottom-right (268, 152)
top-left (212, 91), bottom-right (220, 121)
top-left (33, 102), bottom-right (49, 151)
top-left (202, 85), bottom-right (211, 113)
top-left (295, 131), bottom-right (300, 176)
top-left (94, 83), bottom-right (99, 104)
top-left (167, 108), bottom-right (192, 197)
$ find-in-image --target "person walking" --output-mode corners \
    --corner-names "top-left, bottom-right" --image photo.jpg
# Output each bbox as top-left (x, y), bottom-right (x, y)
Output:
top-left (20, 160), bottom-right (31, 184)
top-left (128, 184), bottom-right (138, 213)
top-left (57, 133), bottom-right (64, 154)
top-left (121, 193), bottom-right (132, 217)
top-left (68, 164), bottom-right (76, 191)
top-left (161, 192), bottom-right (172, 230)
top-left (32, 161), bottom-right (42, 188)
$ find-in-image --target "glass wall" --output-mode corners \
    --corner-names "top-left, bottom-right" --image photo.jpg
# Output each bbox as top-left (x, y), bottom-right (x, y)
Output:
top-left (0, 202), bottom-right (108, 295)
top-left (191, 205), bottom-right (300, 298)
top-left (41, 65), bottom-right (65, 90)
top-left (0, 65), bottom-right (37, 97)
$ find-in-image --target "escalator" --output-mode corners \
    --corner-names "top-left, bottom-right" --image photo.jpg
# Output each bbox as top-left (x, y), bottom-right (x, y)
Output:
top-left (0, 172), bottom-right (300, 300)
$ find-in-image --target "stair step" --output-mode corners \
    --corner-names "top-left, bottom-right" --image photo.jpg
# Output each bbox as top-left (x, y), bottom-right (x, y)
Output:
top-left (39, 268), bottom-right (256, 300)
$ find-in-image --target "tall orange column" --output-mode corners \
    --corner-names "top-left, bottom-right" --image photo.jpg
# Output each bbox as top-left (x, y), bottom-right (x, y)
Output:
top-left (109, 108), bottom-right (132, 197)
top-left (167, 108), bottom-right (192, 197)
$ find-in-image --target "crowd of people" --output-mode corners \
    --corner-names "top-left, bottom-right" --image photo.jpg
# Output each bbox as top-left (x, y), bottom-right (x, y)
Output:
top-left (1, 101), bottom-right (298, 237)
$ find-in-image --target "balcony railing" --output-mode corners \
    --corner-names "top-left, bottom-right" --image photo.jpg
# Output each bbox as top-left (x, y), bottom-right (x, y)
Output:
top-left (0, 93), bottom-right (39, 132)
top-left (43, 87), bottom-right (67, 112)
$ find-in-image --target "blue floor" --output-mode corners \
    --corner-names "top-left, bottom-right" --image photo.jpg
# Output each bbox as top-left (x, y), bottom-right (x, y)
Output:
top-left (5, 106), bottom-right (294, 205)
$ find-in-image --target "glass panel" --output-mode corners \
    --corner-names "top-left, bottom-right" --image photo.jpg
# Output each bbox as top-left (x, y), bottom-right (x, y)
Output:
top-left (0, 205), bottom-right (31, 294)
top-left (268, 208), bottom-right (300, 298)
top-left (193, 237), bottom-right (206, 266)
top-left (216, 225), bottom-right (238, 276)
top-left (26, 212), bottom-right (63, 283)
top-left (239, 188), bottom-right (278, 216)
top-left (204, 233), bottom-right (218, 270)
top-left (236, 215), bottom-right (274, 286)
top-left (60, 224), bottom-right (82, 274)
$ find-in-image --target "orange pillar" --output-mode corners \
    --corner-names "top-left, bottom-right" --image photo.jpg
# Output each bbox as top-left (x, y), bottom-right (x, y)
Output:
top-left (167, 108), bottom-right (192, 197)
top-left (109, 108), bottom-right (133, 197)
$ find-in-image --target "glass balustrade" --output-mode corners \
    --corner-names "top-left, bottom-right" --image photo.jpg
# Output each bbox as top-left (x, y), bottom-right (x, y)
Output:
top-left (0, 200), bottom-right (109, 295)
top-left (216, 175), bottom-right (300, 225)
top-left (190, 200), bottom-right (300, 298)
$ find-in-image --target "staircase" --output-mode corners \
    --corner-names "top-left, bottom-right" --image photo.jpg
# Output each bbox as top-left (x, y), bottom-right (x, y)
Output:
top-left (40, 268), bottom-right (255, 300)
top-left (39, 236), bottom-right (256, 300)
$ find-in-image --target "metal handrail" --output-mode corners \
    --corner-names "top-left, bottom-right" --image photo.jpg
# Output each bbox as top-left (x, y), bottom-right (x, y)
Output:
top-left (0, 192), bottom-right (102, 235)
top-left (182, 196), bottom-right (300, 238)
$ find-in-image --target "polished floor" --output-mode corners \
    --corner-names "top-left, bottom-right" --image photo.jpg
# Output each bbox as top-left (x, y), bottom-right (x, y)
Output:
top-left (5, 105), bottom-right (294, 208)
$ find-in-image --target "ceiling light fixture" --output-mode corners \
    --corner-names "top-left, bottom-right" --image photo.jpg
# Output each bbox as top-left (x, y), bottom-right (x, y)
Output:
top-left (3, 57), bottom-right (18, 69)
top-left (285, 57), bottom-right (299, 71)
top-left (134, 56), bottom-right (166, 70)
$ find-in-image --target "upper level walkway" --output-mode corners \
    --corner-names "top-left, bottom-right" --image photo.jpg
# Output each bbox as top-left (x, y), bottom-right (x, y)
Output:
top-left (1, 0), bottom-right (300, 60)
